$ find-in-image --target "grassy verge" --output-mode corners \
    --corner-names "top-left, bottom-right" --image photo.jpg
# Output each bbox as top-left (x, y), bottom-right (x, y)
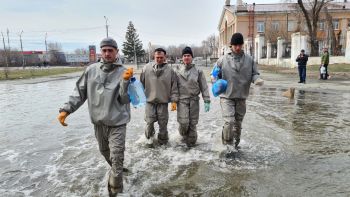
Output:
top-left (259, 64), bottom-right (350, 79)
top-left (0, 67), bottom-right (85, 80)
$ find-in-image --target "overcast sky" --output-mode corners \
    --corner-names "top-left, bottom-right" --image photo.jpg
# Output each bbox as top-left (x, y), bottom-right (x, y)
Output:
top-left (0, 0), bottom-right (280, 52)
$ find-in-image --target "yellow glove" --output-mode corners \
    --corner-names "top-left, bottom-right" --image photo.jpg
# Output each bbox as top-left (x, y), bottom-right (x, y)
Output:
top-left (58, 111), bottom-right (69, 126)
top-left (123, 68), bottom-right (133, 80)
top-left (171, 102), bottom-right (177, 111)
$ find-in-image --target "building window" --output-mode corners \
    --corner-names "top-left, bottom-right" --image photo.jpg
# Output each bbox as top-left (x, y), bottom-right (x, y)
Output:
top-left (333, 20), bottom-right (339, 30)
top-left (319, 21), bottom-right (325, 30)
top-left (288, 21), bottom-right (296, 32)
top-left (272, 21), bottom-right (279, 31)
top-left (257, 22), bottom-right (265, 33)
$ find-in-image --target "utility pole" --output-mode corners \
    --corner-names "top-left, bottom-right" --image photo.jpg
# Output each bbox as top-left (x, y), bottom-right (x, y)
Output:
top-left (19, 30), bottom-right (25, 68)
top-left (45, 32), bottom-right (48, 63)
top-left (148, 42), bottom-right (151, 63)
top-left (104, 16), bottom-right (109, 37)
top-left (1, 32), bottom-right (9, 78)
top-left (6, 28), bottom-right (10, 65)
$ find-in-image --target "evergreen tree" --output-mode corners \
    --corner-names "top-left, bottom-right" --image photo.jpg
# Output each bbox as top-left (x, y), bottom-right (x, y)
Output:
top-left (122, 21), bottom-right (145, 63)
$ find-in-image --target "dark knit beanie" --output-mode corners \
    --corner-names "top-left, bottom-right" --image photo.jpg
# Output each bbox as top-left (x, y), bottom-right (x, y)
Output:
top-left (100, 37), bottom-right (118, 49)
top-left (182, 46), bottom-right (193, 57)
top-left (230, 33), bottom-right (244, 45)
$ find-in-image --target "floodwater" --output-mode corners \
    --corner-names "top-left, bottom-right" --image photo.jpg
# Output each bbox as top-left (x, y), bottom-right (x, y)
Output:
top-left (0, 73), bottom-right (349, 196)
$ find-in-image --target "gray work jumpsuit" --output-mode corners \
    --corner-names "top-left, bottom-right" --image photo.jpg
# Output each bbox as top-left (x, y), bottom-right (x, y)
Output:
top-left (174, 64), bottom-right (210, 146)
top-left (216, 51), bottom-right (261, 147)
top-left (140, 63), bottom-right (178, 145)
top-left (60, 59), bottom-right (130, 194)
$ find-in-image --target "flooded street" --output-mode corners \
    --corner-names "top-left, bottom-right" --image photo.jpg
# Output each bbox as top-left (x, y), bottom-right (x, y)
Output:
top-left (1, 70), bottom-right (350, 196)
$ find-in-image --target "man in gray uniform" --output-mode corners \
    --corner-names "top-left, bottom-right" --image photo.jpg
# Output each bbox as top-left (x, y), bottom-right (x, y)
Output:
top-left (175, 47), bottom-right (210, 147)
top-left (214, 33), bottom-right (264, 149)
top-left (140, 48), bottom-right (178, 145)
top-left (57, 38), bottom-right (133, 196)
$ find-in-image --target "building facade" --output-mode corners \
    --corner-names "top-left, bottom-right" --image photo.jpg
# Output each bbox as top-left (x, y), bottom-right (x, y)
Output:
top-left (218, 0), bottom-right (350, 58)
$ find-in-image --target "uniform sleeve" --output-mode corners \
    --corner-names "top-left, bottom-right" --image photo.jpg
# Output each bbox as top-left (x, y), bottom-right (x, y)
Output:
top-left (198, 69), bottom-right (210, 102)
top-left (60, 70), bottom-right (88, 113)
top-left (214, 56), bottom-right (224, 79)
top-left (118, 79), bottom-right (130, 104)
top-left (251, 58), bottom-right (261, 83)
top-left (216, 56), bottom-right (224, 68)
top-left (170, 69), bottom-right (179, 102)
top-left (140, 65), bottom-right (146, 87)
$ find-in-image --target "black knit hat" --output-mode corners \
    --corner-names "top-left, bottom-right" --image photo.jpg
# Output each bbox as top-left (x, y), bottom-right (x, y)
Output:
top-left (182, 46), bottom-right (193, 57)
top-left (230, 33), bottom-right (244, 45)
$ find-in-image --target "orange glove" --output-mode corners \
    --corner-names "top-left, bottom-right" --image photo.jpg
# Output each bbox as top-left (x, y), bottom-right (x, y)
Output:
top-left (123, 68), bottom-right (133, 80)
top-left (57, 111), bottom-right (69, 126)
top-left (171, 102), bottom-right (177, 111)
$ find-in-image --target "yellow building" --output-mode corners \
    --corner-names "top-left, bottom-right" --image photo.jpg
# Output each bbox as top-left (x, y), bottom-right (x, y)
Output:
top-left (218, 0), bottom-right (350, 57)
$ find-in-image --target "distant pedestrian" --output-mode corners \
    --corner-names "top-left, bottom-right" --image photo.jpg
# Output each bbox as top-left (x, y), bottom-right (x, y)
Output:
top-left (320, 48), bottom-right (329, 80)
top-left (296, 49), bottom-right (309, 84)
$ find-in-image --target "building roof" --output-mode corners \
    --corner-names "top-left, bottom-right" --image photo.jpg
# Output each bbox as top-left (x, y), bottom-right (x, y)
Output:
top-left (22, 51), bottom-right (43, 55)
top-left (228, 2), bottom-right (350, 13)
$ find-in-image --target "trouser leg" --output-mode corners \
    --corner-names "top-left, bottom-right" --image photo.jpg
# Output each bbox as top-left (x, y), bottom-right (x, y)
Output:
top-left (302, 66), bottom-right (307, 82)
top-left (177, 100), bottom-right (190, 137)
top-left (298, 66), bottom-right (303, 82)
top-left (145, 102), bottom-right (156, 139)
top-left (108, 124), bottom-right (126, 195)
top-left (94, 124), bottom-right (126, 196)
top-left (187, 99), bottom-right (199, 147)
top-left (220, 98), bottom-right (235, 145)
top-left (157, 103), bottom-right (169, 145)
top-left (233, 99), bottom-right (246, 148)
top-left (94, 124), bottom-right (111, 166)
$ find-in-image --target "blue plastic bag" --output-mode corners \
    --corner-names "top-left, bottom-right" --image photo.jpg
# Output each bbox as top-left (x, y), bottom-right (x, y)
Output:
top-left (211, 64), bottom-right (221, 80)
top-left (128, 77), bottom-right (146, 108)
top-left (212, 79), bottom-right (227, 97)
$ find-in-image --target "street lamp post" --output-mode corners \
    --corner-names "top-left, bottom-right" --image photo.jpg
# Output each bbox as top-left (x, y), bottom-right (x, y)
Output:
top-left (148, 42), bottom-right (151, 63)
top-left (104, 16), bottom-right (109, 37)
top-left (19, 30), bottom-right (25, 69)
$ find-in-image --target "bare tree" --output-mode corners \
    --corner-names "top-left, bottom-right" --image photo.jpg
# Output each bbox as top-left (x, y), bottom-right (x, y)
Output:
top-left (74, 48), bottom-right (88, 55)
top-left (48, 42), bottom-right (66, 65)
top-left (296, 0), bottom-right (332, 56)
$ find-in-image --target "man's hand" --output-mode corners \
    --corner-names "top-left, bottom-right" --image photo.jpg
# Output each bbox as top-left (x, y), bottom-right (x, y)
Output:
top-left (171, 102), bottom-right (177, 111)
top-left (210, 76), bottom-right (217, 83)
top-left (58, 111), bottom-right (69, 126)
top-left (254, 78), bottom-right (264, 86)
top-left (204, 101), bottom-right (210, 112)
top-left (123, 68), bottom-right (133, 80)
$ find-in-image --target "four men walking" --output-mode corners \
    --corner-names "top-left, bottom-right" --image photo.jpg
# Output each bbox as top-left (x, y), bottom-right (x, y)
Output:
top-left (58, 33), bottom-right (264, 195)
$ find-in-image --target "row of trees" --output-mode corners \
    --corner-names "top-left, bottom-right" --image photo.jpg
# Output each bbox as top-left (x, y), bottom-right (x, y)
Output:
top-left (121, 21), bottom-right (219, 63)
top-left (1, 22), bottom-right (219, 67)
top-left (0, 42), bottom-right (67, 67)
